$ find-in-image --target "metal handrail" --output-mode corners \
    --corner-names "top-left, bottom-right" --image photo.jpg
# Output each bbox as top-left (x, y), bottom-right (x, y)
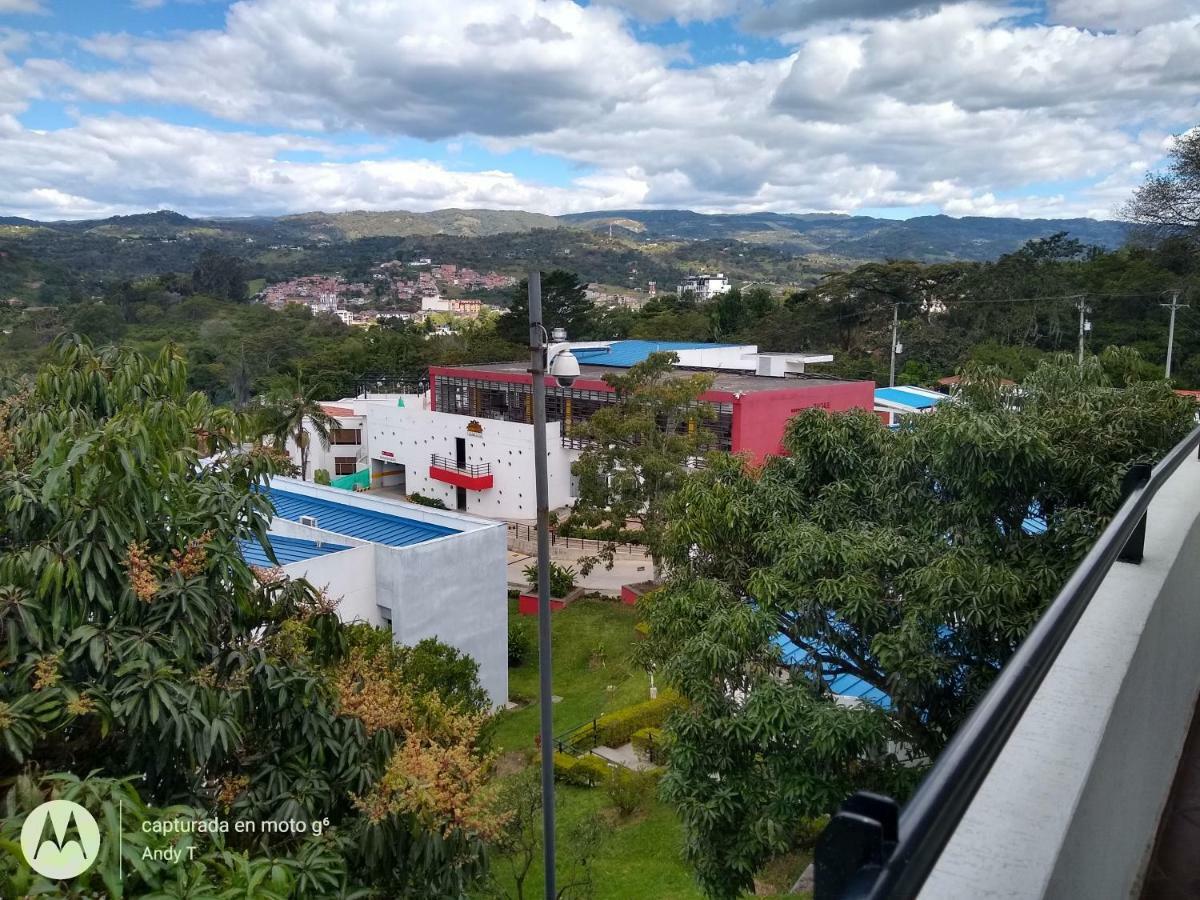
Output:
top-left (822, 423), bottom-right (1200, 899)
top-left (429, 454), bottom-right (491, 477)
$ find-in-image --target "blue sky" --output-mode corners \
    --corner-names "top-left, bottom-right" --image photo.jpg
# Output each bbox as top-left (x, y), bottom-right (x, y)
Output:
top-left (0, 0), bottom-right (1196, 220)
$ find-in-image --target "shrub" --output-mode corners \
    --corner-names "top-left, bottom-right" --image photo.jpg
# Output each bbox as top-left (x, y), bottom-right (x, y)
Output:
top-left (313, 468), bottom-right (331, 485)
top-left (606, 768), bottom-right (657, 818)
top-left (553, 752), bottom-right (611, 787)
top-left (631, 727), bottom-right (666, 764)
top-left (522, 562), bottom-right (577, 598)
top-left (508, 624), bottom-right (534, 667)
top-left (569, 691), bottom-right (683, 751)
top-left (407, 492), bottom-right (448, 509)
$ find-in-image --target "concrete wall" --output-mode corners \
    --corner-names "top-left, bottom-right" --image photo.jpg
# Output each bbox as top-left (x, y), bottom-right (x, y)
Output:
top-left (281, 542), bottom-right (379, 626)
top-left (266, 477), bottom-right (509, 707)
top-left (920, 454), bottom-right (1200, 899)
top-left (731, 381), bottom-right (875, 463)
top-left (365, 404), bottom-right (574, 519)
top-left (379, 525), bottom-right (509, 708)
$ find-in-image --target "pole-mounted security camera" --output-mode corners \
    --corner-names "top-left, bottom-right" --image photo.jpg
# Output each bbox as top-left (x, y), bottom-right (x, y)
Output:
top-left (548, 347), bottom-right (580, 387)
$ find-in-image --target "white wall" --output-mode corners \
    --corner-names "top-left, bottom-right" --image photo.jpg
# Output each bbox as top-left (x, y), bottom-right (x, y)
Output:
top-left (266, 478), bottom-right (510, 706)
top-left (671, 345), bottom-right (756, 370)
top-left (365, 404), bottom-right (574, 519)
top-left (919, 455), bottom-right (1200, 899)
top-left (283, 405), bottom-right (368, 481)
top-left (281, 542), bottom-right (380, 626)
top-left (375, 526), bottom-right (509, 708)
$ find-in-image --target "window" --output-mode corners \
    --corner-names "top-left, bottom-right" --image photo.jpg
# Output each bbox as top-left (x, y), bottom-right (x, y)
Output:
top-left (330, 428), bottom-right (362, 445)
top-left (334, 457), bottom-right (357, 475)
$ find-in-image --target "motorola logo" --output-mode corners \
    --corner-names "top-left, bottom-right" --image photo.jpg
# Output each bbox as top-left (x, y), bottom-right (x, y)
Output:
top-left (20, 799), bottom-right (102, 881)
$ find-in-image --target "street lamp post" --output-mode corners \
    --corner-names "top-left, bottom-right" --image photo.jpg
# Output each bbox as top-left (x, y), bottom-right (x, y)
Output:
top-left (526, 272), bottom-right (580, 900)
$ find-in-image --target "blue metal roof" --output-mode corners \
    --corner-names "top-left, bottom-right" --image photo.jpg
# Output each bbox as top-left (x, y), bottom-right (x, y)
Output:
top-left (874, 387), bottom-right (944, 410)
top-left (266, 487), bottom-right (460, 547)
top-left (771, 631), bottom-right (893, 709)
top-left (239, 533), bottom-right (349, 567)
top-left (571, 340), bottom-right (735, 368)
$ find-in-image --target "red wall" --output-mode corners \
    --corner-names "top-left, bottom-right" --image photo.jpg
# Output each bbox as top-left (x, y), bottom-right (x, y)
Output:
top-left (432, 366), bottom-right (875, 466)
top-left (730, 381), bottom-right (874, 464)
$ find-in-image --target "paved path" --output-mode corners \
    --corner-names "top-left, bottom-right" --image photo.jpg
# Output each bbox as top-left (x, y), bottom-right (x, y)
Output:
top-left (506, 549), bottom-right (655, 598)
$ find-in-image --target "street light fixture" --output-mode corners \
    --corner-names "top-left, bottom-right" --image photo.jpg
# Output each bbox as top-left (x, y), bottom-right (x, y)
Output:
top-left (527, 271), bottom-right (580, 900)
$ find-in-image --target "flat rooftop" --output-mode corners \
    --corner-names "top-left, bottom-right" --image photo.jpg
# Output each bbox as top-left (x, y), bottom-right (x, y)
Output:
top-left (267, 485), bottom-right (460, 547)
top-left (439, 361), bottom-right (861, 394)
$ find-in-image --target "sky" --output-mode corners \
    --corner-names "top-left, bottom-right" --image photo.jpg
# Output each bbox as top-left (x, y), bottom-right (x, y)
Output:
top-left (0, 0), bottom-right (1197, 221)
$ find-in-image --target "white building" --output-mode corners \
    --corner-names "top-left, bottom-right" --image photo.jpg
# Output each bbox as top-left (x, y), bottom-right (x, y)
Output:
top-left (243, 477), bottom-right (508, 706)
top-left (282, 341), bottom-right (871, 521)
top-left (677, 272), bottom-right (731, 301)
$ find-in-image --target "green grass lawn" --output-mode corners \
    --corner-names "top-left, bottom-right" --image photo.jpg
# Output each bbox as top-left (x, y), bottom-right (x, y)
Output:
top-left (488, 598), bottom-right (812, 900)
top-left (493, 598), bottom-right (653, 754)
top-left (488, 598), bottom-right (704, 900)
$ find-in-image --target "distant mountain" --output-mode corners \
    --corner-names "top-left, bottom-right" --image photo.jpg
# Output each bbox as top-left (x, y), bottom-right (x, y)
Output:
top-left (2, 206), bottom-right (1128, 263)
top-left (276, 208), bottom-right (562, 241)
top-left (559, 210), bottom-right (1128, 262)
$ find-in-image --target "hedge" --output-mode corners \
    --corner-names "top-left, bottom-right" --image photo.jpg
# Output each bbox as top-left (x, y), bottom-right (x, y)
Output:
top-left (553, 751), bottom-right (612, 787)
top-left (568, 691), bottom-right (683, 752)
top-left (631, 727), bottom-right (666, 764)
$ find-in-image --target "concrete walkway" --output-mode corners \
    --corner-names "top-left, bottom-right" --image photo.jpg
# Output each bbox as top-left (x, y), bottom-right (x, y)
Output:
top-left (506, 548), bottom-right (655, 598)
top-left (590, 742), bottom-right (655, 772)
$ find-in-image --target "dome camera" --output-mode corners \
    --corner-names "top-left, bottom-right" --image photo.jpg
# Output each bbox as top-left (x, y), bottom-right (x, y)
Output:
top-left (549, 349), bottom-right (580, 388)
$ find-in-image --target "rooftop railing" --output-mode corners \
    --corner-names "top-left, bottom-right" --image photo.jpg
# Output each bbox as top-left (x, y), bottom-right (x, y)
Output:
top-left (429, 454), bottom-right (491, 477)
top-left (815, 423), bottom-right (1200, 900)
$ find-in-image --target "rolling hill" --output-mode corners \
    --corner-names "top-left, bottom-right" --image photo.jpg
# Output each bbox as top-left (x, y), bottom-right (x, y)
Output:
top-left (3, 206), bottom-right (1129, 266)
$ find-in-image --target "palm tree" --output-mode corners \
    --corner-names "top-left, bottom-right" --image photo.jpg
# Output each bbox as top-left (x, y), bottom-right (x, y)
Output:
top-left (260, 372), bottom-right (338, 481)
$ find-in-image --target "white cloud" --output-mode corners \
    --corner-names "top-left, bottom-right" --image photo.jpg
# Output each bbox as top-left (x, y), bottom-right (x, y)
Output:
top-left (9, 0), bottom-right (1200, 220)
top-left (591, 0), bottom-right (743, 23)
top-left (54, 0), bottom-right (663, 140)
top-left (0, 115), bottom-right (646, 219)
top-left (0, 0), bottom-right (45, 13)
top-left (1046, 0), bottom-right (1200, 32)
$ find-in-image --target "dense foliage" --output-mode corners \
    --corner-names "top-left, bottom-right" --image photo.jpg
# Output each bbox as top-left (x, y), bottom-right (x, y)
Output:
top-left (569, 352), bottom-right (715, 578)
top-left (0, 341), bottom-right (498, 897)
top-left (639, 353), bottom-right (1197, 898)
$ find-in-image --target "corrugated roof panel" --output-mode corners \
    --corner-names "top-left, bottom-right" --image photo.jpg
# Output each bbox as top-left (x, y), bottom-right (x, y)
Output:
top-left (874, 386), bottom-right (945, 410)
top-left (770, 632), bottom-right (893, 709)
top-left (238, 533), bottom-right (349, 567)
top-left (266, 487), bottom-right (459, 547)
top-left (572, 340), bottom-right (736, 368)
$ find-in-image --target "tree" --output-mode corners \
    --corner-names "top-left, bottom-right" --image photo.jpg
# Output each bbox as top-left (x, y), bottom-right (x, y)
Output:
top-left (638, 354), bottom-right (1196, 899)
top-left (1122, 127), bottom-right (1200, 244)
top-left (569, 352), bottom-right (714, 579)
top-left (69, 303), bottom-right (126, 344)
top-left (498, 270), bottom-right (594, 344)
top-left (0, 339), bottom-right (499, 897)
top-left (259, 371), bottom-right (338, 480)
top-left (192, 250), bottom-right (249, 301)
top-left (491, 767), bottom-right (610, 900)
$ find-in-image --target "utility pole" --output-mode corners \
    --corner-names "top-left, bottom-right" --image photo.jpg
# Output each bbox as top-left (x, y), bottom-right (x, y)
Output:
top-left (1075, 296), bottom-right (1089, 365)
top-left (1162, 290), bottom-right (1188, 379)
top-left (888, 303), bottom-right (899, 387)
top-left (527, 271), bottom-right (556, 900)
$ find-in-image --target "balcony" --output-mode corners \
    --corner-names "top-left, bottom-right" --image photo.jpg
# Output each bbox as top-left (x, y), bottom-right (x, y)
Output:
top-left (429, 454), bottom-right (493, 490)
top-left (815, 427), bottom-right (1200, 900)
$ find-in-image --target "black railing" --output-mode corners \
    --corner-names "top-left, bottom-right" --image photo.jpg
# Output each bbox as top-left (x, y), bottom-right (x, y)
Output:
top-left (816, 424), bottom-right (1200, 900)
top-left (505, 521), bottom-right (647, 556)
top-left (554, 719), bottom-right (600, 755)
top-left (355, 372), bottom-right (428, 396)
top-left (430, 454), bottom-right (491, 477)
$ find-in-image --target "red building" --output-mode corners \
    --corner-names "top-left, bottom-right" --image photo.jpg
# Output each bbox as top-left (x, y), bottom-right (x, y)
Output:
top-left (429, 345), bottom-right (873, 465)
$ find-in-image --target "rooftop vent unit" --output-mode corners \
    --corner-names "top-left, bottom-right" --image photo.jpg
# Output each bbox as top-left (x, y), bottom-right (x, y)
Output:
top-left (299, 515), bottom-right (318, 528)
